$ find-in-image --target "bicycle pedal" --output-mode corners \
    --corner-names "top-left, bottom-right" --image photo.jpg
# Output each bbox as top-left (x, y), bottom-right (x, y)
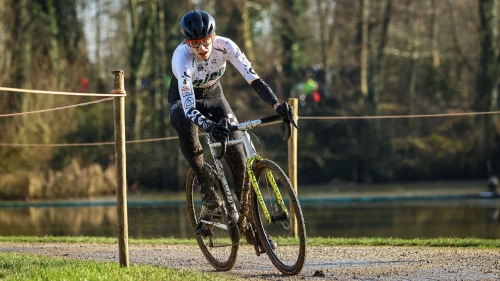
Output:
top-left (253, 243), bottom-right (263, 256)
top-left (196, 227), bottom-right (213, 238)
top-left (195, 222), bottom-right (213, 237)
top-left (251, 240), bottom-right (266, 256)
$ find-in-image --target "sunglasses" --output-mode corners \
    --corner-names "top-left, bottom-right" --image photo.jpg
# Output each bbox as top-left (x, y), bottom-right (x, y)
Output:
top-left (186, 36), bottom-right (213, 48)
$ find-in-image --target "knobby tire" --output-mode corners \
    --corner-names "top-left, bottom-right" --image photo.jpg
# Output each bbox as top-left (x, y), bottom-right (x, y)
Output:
top-left (186, 163), bottom-right (239, 271)
top-left (251, 159), bottom-right (307, 275)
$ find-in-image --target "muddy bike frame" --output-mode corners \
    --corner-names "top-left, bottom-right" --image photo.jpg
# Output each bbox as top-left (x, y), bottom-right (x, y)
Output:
top-left (190, 111), bottom-right (306, 275)
top-left (206, 115), bottom-right (288, 233)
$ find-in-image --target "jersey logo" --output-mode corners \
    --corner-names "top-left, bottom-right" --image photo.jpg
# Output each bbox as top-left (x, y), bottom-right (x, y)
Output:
top-left (184, 97), bottom-right (195, 108)
top-left (193, 66), bottom-right (226, 87)
top-left (214, 47), bottom-right (227, 54)
top-left (186, 108), bottom-right (211, 130)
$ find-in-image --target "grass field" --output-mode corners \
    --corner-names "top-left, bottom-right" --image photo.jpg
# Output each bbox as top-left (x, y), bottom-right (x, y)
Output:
top-left (1, 235), bottom-right (499, 248)
top-left (0, 252), bottom-right (233, 281)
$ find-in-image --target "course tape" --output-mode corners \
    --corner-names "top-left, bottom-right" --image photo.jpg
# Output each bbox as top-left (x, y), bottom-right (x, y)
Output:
top-left (0, 86), bottom-right (125, 97)
top-left (0, 136), bottom-right (181, 147)
top-left (299, 110), bottom-right (500, 120)
top-left (1, 110), bottom-right (499, 147)
top-left (0, 98), bottom-right (114, 117)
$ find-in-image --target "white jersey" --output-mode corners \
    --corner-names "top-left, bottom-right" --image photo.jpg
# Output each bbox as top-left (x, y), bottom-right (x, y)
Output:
top-left (171, 36), bottom-right (260, 124)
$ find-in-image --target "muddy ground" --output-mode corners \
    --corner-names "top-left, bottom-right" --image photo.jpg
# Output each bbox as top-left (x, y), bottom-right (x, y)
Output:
top-left (1, 242), bottom-right (499, 280)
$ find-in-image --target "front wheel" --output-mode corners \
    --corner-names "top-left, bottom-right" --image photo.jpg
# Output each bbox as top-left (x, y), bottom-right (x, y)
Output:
top-left (186, 163), bottom-right (239, 271)
top-left (251, 159), bottom-right (307, 275)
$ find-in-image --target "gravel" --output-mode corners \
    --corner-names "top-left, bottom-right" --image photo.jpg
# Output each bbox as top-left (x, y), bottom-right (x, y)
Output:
top-left (1, 242), bottom-right (499, 280)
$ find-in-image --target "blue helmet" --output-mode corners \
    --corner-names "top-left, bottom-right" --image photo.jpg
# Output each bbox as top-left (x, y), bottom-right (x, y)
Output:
top-left (179, 10), bottom-right (216, 40)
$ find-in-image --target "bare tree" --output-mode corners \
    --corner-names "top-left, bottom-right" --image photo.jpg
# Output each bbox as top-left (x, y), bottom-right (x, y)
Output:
top-left (474, 0), bottom-right (499, 175)
top-left (368, 0), bottom-right (391, 127)
top-left (360, 0), bottom-right (370, 97)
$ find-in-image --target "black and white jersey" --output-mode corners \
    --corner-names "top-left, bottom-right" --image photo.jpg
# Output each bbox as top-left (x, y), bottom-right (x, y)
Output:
top-left (170, 35), bottom-right (260, 130)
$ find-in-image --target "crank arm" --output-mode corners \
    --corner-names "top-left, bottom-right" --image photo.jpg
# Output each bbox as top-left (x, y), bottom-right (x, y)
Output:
top-left (200, 219), bottom-right (228, 230)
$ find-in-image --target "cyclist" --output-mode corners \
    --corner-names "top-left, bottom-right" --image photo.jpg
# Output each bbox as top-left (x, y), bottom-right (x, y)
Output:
top-left (168, 10), bottom-right (292, 211)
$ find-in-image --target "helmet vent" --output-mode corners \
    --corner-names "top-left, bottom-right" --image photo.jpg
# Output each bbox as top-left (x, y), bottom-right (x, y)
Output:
top-left (180, 10), bottom-right (216, 40)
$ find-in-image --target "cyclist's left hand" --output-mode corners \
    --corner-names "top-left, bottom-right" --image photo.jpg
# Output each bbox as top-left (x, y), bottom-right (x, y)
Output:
top-left (207, 122), bottom-right (229, 143)
top-left (275, 102), bottom-right (298, 129)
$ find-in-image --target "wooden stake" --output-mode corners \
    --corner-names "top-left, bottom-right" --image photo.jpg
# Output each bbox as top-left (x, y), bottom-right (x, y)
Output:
top-left (288, 98), bottom-right (299, 238)
top-left (111, 70), bottom-right (129, 267)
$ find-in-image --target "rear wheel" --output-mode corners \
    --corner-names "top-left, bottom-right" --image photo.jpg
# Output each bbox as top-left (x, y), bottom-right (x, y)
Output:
top-left (186, 163), bottom-right (239, 271)
top-left (251, 159), bottom-right (307, 275)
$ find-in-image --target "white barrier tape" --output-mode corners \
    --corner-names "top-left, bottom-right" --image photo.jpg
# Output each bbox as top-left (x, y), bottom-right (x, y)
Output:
top-left (299, 111), bottom-right (500, 120)
top-left (0, 136), bottom-right (182, 147)
top-left (0, 86), bottom-right (126, 97)
top-left (3, 111), bottom-right (499, 147)
top-left (0, 98), bottom-right (114, 117)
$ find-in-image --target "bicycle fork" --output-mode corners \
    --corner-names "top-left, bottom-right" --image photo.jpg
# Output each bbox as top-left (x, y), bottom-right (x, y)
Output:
top-left (246, 156), bottom-right (290, 224)
top-left (238, 130), bottom-right (289, 224)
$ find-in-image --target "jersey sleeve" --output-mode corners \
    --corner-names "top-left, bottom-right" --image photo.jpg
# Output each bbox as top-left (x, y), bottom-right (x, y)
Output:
top-left (224, 38), bottom-right (279, 106)
top-left (224, 38), bottom-right (261, 83)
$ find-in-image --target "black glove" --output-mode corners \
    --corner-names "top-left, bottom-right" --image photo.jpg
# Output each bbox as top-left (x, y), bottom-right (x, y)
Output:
top-left (207, 122), bottom-right (229, 143)
top-left (275, 102), bottom-right (299, 129)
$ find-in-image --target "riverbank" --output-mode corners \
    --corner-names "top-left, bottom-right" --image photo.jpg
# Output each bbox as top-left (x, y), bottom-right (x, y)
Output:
top-left (0, 180), bottom-right (493, 208)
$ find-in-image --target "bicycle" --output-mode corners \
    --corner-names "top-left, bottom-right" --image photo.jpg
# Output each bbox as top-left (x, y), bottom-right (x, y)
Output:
top-left (185, 111), bottom-right (307, 275)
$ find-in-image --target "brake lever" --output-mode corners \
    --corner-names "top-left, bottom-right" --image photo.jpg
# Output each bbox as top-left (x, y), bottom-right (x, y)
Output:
top-left (281, 104), bottom-right (298, 141)
top-left (288, 106), bottom-right (299, 129)
top-left (283, 121), bottom-right (292, 142)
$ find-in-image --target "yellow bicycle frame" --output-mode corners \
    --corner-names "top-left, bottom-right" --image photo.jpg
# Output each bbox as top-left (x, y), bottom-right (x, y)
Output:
top-left (246, 156), bottom-right (290, 224)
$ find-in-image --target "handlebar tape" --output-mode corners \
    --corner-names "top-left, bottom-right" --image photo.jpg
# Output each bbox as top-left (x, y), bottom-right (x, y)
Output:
top-left (260, 115), bottom-right (282, 124)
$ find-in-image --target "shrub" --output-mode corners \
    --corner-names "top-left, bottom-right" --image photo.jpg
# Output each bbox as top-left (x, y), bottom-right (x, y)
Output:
top-left (0, 159), bottom-right (116, 200)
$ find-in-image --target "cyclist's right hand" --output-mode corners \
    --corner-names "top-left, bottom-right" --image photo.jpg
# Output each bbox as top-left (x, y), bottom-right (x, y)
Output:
top-left (207, 122), bottom-right (229, 143)
top-left (275, 102), bottom-right (299, 129)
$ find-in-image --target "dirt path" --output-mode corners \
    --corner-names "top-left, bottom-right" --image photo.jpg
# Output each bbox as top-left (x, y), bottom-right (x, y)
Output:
top-left (1, 242), bottom-right (499, 280)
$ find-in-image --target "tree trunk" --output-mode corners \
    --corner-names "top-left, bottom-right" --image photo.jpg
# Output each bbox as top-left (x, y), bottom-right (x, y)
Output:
top-left (47, 0), bottom-right (60, 72)
top-left (369, 0), bottom-right (391, 137)
top-left (408, 0), bottom-right (419, 130)
top-left (128, 0), bottom-right (153, 140)
top-left (474, 0), bottom-right (499, 176)
top-left (240, 0), bottom-right (256, 63)
top-left (474, 0), bottom-right (499, 114)
top-left (316, 0), bottom-right (327, 66)
top-left (360, 0), bottom-right (370, 97)
top-left (278, 0), bottom-right (299, 98)
top-left (429, 0), bottom-right (440, 68)
top-left (157, 0), bottom-right (168, 138)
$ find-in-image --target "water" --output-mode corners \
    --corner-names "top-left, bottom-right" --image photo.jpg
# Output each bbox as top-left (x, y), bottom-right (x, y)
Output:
top-left (1, 198), bottom-right (499, 239)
